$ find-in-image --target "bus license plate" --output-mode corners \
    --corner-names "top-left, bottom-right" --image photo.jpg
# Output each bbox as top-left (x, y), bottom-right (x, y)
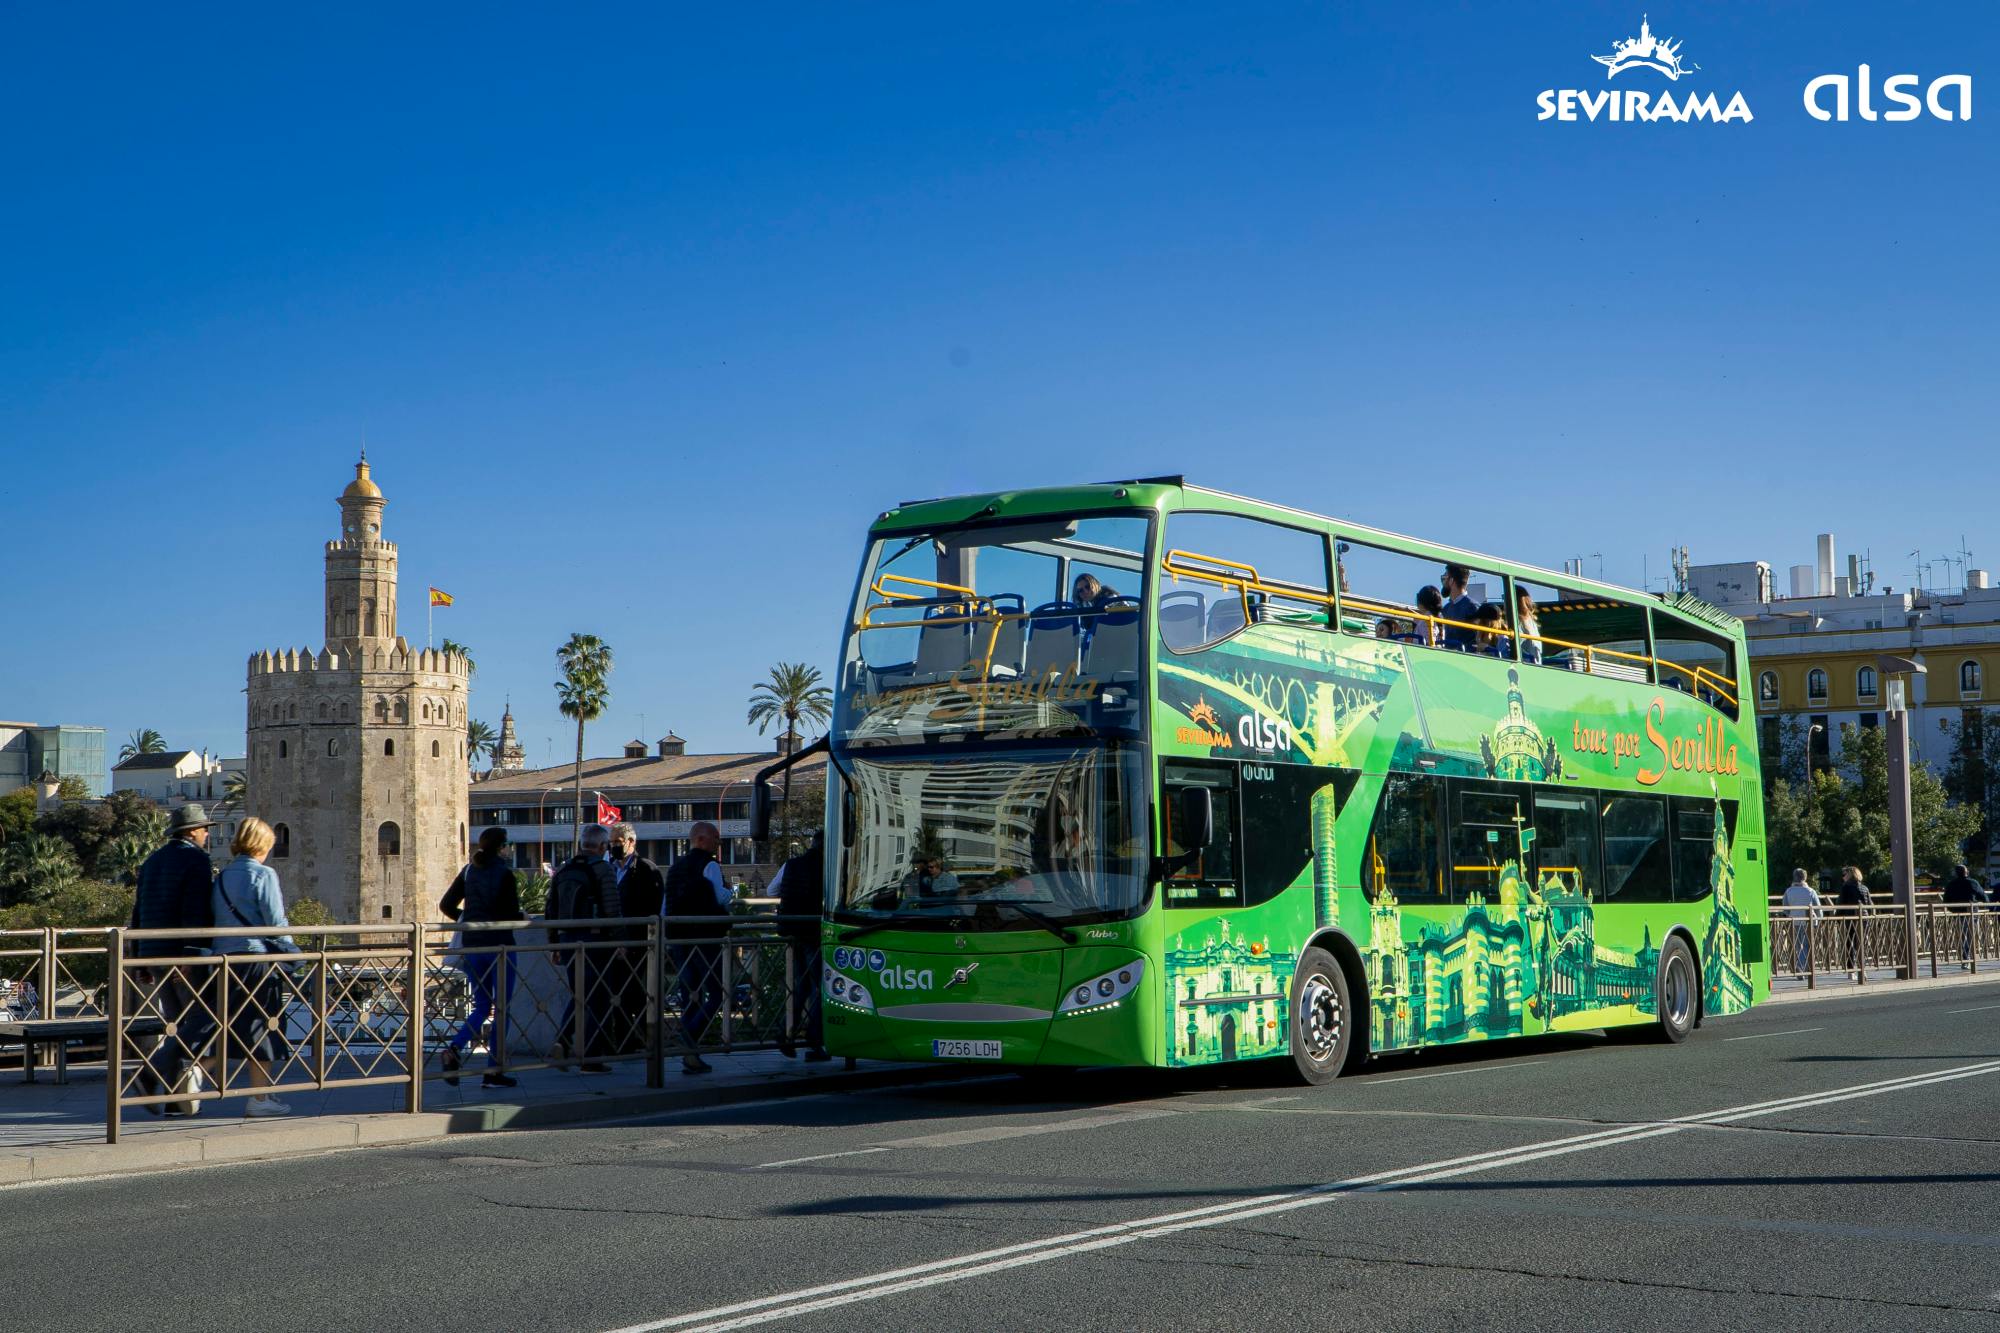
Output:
top-left (933, 1039), bottom-right (1002, 1060)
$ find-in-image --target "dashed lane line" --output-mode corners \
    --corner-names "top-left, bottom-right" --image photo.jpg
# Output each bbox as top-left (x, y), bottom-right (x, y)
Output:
top-left (1723, 1027), bottom-right (1824, 1042)
top-left (1365, 1060), bottom-right (1549, 1084)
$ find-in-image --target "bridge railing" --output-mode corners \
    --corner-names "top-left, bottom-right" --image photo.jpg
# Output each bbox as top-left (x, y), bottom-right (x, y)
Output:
top-left (0, 927), bottom-right (114, 1020)
top-left (101, 915), bottom-right (823, 1143)
top-left (1767, 903), bottom-right (2000, 988)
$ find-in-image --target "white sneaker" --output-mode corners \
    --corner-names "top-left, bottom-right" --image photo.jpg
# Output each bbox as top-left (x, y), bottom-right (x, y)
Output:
top-left (244, 1096), bottom-right (293, 1117)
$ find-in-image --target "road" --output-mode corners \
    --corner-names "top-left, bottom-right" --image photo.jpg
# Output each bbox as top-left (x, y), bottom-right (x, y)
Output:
top-left (11, 980), bottom-right (2000, 1332)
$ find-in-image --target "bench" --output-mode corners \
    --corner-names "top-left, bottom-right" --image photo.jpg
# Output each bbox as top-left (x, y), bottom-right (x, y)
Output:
top-left (0, 1017), bottom-right (165, 1085)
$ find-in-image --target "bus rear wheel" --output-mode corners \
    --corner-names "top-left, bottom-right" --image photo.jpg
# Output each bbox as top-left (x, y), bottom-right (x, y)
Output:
top-left (1287, 947), bottom-right (1352, 1085)
top-left (1651, 936), bottom-right (1699, 1043)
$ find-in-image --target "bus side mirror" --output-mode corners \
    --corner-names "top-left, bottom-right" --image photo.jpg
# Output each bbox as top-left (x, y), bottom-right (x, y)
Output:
top-left (1178, 786), bottom-right (1213, 851)
top-left (751, 782), bottom-right (772, 841)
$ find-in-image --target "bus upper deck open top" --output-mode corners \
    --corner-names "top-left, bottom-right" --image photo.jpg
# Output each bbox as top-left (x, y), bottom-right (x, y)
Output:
top-left (792, 478), bottom-right (1767, 1082)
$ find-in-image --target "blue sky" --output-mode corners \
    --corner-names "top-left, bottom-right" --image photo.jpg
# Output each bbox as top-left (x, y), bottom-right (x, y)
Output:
top-left (2, 3), bottom-right (1993, 767)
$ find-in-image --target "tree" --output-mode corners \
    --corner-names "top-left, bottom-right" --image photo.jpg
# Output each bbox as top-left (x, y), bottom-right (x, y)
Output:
top-left (221, 769), bottom-right (248, 806)
top-left (516, 869), bottom-right (550, 916)
top-left (119, 729), bottom-right (166, 762)
top-left (0, 787), bottom-right (35, 846)
top-left (54, 775), bottom-right (88, 803)
top-left (1764, 723), bottom-right (1981, 891)
top-left (33, 801), bottom-right (117, 878)
top-left (0, 832), bottom-right (83, 907)
top-left (466, 718), bottom-right (497, 771)
top-left (555, 633), bottom-right (614, 852)
top-left (441, 640), bottom-right (476, 674)
top-left (102, 815), bottom-right (166, 885)
top-left (746, 662), bottom-right (833, 822)
top-left (285, 896), bottom-right (338, 951)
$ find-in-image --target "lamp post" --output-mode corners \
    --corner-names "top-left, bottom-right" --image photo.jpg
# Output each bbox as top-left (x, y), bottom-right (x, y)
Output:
top-left (534, 785), bottom-right (565, 872)
top-left (1879, 653), bottom-right (1927, 979)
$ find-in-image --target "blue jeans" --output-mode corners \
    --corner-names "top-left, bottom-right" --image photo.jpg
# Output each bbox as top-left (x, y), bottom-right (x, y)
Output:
top-left (450, 952), bottom-right (515, 1065)
top-left (670, 944), bottom-right (724, 1050)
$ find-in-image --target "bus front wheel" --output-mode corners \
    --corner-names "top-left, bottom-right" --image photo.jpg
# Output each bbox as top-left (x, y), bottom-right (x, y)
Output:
top-left (1287, 947), bottom-right (1352, 1085)
top-left (1650, 936), bottom-right (1699, 1044)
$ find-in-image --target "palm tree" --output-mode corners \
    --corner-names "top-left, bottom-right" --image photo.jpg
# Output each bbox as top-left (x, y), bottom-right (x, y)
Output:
top-left (746, 662), bottom-right (834, 814)
top-left (120, 729), bottom-right (166, 762)
top-left (555, 634), bottom-right (614, 853)
top-left (221, 770), bottom-right (248, 806)
top-left (466, 718), bottom-right (497, 771)
top-left (0, 832), bottom-right (81, 905)
top-left (441, 639), bottom-right (476, 674)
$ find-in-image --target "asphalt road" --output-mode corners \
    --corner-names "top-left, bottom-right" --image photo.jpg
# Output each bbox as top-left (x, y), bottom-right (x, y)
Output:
top-left (12, 981), bottom-right (2000, 1332)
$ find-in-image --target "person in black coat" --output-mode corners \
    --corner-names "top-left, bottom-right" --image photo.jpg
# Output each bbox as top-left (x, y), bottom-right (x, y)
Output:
top-left (130, 804), bottom-right (219, 1114)
top-left (773, 831), bottom-right (828, 1061)
top-left (606, 823), bottom-right (665, 1055)
top-left (547, 824), bottom-right (623, 1071)
top-left (1942, 864), bottom-right (1989, 965)
top-left (439, 827), bottom-right (523, 1089)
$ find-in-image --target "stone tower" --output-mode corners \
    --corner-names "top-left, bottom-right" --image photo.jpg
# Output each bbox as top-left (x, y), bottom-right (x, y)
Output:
top-left (491, 703), bottom-right (527, 773)
top-left (245, 456), bottom-right (471, 924)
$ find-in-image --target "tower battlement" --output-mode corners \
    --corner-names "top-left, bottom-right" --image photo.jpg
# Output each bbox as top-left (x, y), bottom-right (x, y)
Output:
top-left (247, 645), bottom-right (468, 677)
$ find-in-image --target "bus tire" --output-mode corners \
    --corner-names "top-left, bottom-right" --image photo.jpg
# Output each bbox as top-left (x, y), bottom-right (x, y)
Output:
top-left (1287, 947), bottom-right (1352, 1084)
top-left (1651, 936), bottom-right (1699, 1044)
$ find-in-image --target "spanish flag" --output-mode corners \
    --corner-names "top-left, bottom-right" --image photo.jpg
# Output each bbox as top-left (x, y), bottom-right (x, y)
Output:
top-left (429, 587), bottom-right (454, 607)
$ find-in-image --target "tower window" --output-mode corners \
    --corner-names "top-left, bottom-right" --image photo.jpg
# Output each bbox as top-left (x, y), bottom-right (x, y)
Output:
top-left (382, 904), bottom-right (393, 919)
top-left (327, 738), bottom-right (341, 757)
top-left (432, 740), bottom-right (440, 758)
top-left (384, 739), bottom-right (395, 756)
top-left (279, 740), bottom-right (288, 759)
top-left (379, 821), bottom-right (401, 856)
top-left (272, 823), bottom-right (290, 857)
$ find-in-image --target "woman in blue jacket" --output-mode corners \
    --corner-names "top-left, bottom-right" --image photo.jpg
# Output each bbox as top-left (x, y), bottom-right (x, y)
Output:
top-left (213, 817), bottom-right (301, 1118)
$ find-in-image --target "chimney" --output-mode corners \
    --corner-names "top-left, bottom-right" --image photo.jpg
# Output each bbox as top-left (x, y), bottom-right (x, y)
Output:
top-left (622, 739), bottom-right (647, 759)
top-left (1815, 534), bottom-right (1835, 597)
top-left (656, 733), bottom-right (686, 757)
top-left (1834, 576), bottom-right (1852, 597)
top-left (1789, 564), bottom-right (1814, 599)
top-left (1971, 569), bottom-right (1991, 591)
top-left (776, 734), bottom-right (798, 755)
top-left (1847, 554), bottom-right (1861, 596)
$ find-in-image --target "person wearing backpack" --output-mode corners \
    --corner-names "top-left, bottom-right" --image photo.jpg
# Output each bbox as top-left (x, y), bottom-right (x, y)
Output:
top-left (663, 821), bottom-right (732, 1074)
top-left (439, 827), bottom-right (523, 1089)
top-left (771, 830), bottom-right (830, 1062)
top-left (547, 823), bottom-right (623, 1072)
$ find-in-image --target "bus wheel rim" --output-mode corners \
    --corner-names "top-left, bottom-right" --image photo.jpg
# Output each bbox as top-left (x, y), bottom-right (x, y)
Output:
top-left (1664, 954), bottom-right (1694, 1028)
top-left (1301, 972), bottom-right (1341, 1062)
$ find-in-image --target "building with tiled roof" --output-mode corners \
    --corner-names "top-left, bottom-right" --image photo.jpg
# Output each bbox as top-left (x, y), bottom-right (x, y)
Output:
top-left (469, 734), bottom-right (825, 885)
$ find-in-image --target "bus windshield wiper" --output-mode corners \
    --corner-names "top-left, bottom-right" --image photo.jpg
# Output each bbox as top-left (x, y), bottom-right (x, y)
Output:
top-left (841, 912), bottom-right (938, 942)
top-left (978, 899), bottom-right (1076, 944)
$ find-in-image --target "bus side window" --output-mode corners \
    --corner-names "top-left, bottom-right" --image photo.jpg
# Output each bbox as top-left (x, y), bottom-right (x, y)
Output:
top-left (1448, 781), bottom-right (1532, 900)
top-left (1669, 796), bottom-right (1738, 901)
top-left (1601, 794), bottom-right (1670, 902)
top-left (1531, 792), bottom-right (1601, 898)
top-left (1365, 772), bottom-right (1447, 905)
top-left (1241, 765), bottom-right (1358, 908)
top-left (1162, 761), bottom-right (1241, 906)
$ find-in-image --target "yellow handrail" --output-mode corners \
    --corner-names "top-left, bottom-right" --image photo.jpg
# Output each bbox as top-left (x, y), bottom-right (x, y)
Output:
top-left (871, 573), bottom-right (977, 602)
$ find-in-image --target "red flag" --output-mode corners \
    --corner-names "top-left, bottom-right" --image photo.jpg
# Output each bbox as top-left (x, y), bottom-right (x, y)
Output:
top-left (596, 795), bottom-right (621, 825)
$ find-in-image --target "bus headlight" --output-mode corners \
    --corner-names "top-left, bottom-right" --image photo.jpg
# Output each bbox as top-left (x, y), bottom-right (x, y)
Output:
top-left (825, 966), bottom-right (875, 1013)
top-left (1058, 959), bottom-right (1144, 1016)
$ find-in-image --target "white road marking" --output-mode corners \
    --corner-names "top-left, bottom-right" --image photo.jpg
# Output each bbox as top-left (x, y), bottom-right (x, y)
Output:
top-left (751, 1148), bottom-right (888, 1170)
top-left (1366, 1060), bottom-right (1548, 1084)
top-left (607, 1057), bottom-right (2000, 1333)
top-left (1723, 1027), bottom-right (1823, 1042)
top-left (1947, 1003), bottom-right (2000, 1014)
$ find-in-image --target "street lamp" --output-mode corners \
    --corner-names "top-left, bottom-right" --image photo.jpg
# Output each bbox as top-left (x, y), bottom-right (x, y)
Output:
top-left (534, 785), bottom-right (566, 872)
top-left (1878, 653), bottom-right (1927, 978)
top-left (1806, 722), bottom-right (1825, 779)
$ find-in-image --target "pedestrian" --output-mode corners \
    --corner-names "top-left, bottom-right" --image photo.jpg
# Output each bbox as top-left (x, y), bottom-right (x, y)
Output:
top-left (547, 823), bottom-right (623, 1072)
top-left (130, 803), bottom-right (219, 1116)
top-left (212, 816), bottom-right (300, 1118)
top-left (607, 822), bottom-right (664, 1055)
top-left (663, 822), bottom-right (733, 1075)
top-left (439, 827), bottom-right (522, 1089)
top-left (772, 831), bottom-right (829, 1062)
top-left (1942, 863), bottom-right (1987, 966)
top-left (1780, 867), bottom-right (1822, 973)
top-left (1836, 865), bottom-right (1872, 970)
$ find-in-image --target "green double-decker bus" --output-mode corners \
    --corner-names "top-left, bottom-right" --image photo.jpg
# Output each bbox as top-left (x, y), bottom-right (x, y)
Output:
top-left (806, 479), bottom-right (1766, 1082)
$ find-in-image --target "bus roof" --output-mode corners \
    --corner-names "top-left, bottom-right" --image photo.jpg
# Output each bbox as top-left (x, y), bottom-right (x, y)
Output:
top-left (868, 478), bottom-right (1743, 639)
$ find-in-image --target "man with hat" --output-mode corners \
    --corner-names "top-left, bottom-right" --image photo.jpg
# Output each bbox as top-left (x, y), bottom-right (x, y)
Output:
top-left (131, 804), bottom-right (220, 1115)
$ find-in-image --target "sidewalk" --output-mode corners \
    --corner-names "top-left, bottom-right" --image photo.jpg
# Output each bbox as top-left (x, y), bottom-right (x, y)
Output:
top-left (1769, 962), bottom-right (2000, 1005)
top-left (0, 1051), bottom-right (958, 1186)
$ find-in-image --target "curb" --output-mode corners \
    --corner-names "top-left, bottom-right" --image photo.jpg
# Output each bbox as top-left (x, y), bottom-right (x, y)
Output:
top-left (3, 1062), bottom-right (974, 1187)
top-left (1764, 969), bottom-right (2000, 1007)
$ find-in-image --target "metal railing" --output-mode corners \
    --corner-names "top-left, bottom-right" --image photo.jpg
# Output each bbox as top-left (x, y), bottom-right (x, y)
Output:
top-left (1769, 903), bottom-right (2000, 987)
top-left (0, 928), bottom-right (114, 1020)
top-left (96, 915), bottom-right (823, 1143)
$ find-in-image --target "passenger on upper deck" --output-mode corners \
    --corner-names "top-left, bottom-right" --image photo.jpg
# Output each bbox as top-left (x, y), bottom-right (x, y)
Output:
top-left (1517, 588), bottom-right (1542, 665)
top-left (1406, 585), bottom-right (1444, 646)
top-left (1440, 565), bottom-right (1479, 650)
top-left (1072, 573), bottom-right (1119, 609)
top-left (1474, 602), bottom-right (1511, 657)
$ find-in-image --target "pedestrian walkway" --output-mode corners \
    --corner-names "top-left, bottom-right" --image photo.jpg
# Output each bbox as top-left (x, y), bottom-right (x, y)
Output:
top-left (1770, 960), bottom-right (1998, 999)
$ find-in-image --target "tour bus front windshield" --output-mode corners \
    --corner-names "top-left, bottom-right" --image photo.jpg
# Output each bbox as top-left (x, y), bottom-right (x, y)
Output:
top-left (835, 513), bottom-right (1152, 745)
top-left (833, 746), bottom-right (1149, 928)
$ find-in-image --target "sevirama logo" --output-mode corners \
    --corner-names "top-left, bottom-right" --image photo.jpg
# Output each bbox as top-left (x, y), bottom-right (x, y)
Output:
top-left (1540, 14), bottom-right (1753, 124)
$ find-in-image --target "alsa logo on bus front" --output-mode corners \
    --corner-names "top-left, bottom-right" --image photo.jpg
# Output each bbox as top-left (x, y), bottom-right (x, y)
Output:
top-left (832, 946), bottom-right (934, 991)
top-left (1571, 697), bottom-right (1739, 784)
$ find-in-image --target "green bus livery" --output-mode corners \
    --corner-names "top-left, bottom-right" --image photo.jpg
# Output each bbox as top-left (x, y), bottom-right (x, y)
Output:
top-left (804, 479), bottom-right (1766, 1082)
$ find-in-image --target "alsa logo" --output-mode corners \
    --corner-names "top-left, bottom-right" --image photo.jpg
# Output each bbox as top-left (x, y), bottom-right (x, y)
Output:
top-left (877, 965), bottom-right (935, 991)
top-left (1540, 16), bottom-right (1753, 124)
top-left (1236, 709), bottom-right (1292, 753)
top-left (1804, 65), bottom-right (1971, 122)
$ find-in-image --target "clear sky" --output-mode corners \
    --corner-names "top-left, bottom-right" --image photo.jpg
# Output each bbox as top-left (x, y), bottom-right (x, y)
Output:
top-left (2, 3), bottom-right (1993, 767)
